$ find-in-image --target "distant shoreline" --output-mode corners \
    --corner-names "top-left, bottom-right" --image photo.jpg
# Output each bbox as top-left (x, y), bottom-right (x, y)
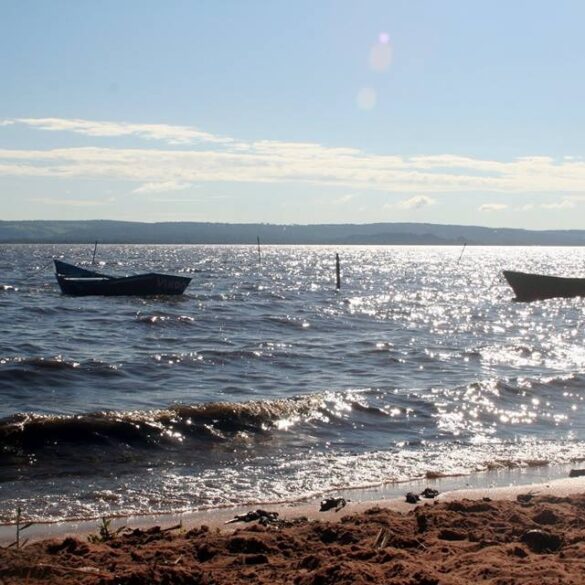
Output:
top-left (2, 220), bottom-right (585, 246)
top-left (4, 241), bottom-right (585, 247)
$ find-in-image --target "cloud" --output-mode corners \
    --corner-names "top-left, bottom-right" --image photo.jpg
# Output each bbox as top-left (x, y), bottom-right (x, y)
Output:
top-left (479, 203), bottom-right (509, 212)
top-left (11, 118), bottom-right (232, 145)
top-left (133, 181), bottom-right (193, 194)
top-left (397, 195), bottom-right (436, 209)
top-left (540, 199), bottom-right (576, 209)
top-left (3, 117), bottom-right (585, 197)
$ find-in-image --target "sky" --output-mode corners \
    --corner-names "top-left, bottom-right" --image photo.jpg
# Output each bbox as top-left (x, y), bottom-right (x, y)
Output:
top-left (1, 0), bottom-right (585, 228)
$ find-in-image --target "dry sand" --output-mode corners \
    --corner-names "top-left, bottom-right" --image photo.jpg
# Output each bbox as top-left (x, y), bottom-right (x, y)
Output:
top-left (2, 476), bottom-right (585, 584)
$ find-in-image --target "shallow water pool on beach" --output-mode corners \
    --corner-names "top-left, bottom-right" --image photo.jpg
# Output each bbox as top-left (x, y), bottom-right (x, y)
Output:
top-left (1, 244), bottom-right (585, 523)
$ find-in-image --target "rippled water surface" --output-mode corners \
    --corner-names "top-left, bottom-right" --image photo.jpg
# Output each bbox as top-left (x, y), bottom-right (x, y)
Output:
top-left (1, 244), bottom-right (585, 522)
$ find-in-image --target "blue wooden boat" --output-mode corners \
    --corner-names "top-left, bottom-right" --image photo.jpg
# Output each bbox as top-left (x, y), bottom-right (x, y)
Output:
top-left (54, 260), bottom-right (191, 296)
top-left (503, 270), bottom-right (585, 302)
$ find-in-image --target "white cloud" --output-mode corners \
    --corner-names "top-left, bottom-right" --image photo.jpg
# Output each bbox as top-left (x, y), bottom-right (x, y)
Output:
top-left (11, 118), bottom-right (232, 145)
top-left (540, 199), bottom-right (576, 209)
top-left (397, 195), bottom-right (436, 209)
top-left (479, 203), bottom-right (509, 212)
top-left (3, 117), bottom-right (585, 198)
top-left (133, 181), bottom-right (193, 194)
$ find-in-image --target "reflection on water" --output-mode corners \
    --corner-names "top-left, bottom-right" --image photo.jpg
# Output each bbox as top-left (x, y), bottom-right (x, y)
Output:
top-left (0, 244), bottom-right (584, 522)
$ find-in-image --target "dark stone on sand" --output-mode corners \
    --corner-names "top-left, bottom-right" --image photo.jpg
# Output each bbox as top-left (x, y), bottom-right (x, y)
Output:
top-left (421, 488), bottom-right (439, 499)
top-left (521, 529), bottom-right (562, 553)
top-left (569, 469), bottom-right (585, 478)
top-left (405, 492), bottom-right (420, 504)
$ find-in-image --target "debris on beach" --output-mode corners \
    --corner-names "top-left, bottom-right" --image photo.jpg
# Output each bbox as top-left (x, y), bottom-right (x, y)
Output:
top-left (569, 468), bottom-right (585, 478)
top-left (225, 509), bottom-right (280, 526)
top-left (2, 493), bottom-right (585, 585)
top-left (521, 529), bottom-right (562, 553)
top-left (319, 497), bottom-right (347, 512)
top-left (405, 492), bottom-right (420, 504)
top-left (517, 492), bottom-right (535, 504)
top-left (404, 488), bottom-right (439, 504)
top-left (373, 527), bottom-right (390, 549)
top-left (420, 488), bottom-right (439, 499)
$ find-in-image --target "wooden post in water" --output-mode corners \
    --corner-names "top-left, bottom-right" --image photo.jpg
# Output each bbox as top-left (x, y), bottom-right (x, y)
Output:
top-left (91, 241), bottom-right (98, 265)
top-left (335, 253), bottom-right (341, 290)
top-left (456, 242), bottom-right (467, 265)
top-left (257, 235), bottom-right (262, 264)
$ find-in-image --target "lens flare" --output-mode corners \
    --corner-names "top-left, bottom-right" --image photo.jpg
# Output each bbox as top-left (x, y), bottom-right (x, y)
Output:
top-left (357, 87), bottom-right (377, 110)
top-left (369, 42), bottom-right (393, 71)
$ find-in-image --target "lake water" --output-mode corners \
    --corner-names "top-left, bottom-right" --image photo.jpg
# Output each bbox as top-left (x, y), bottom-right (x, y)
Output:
top-left (1, 244), bottom-right (584, 523)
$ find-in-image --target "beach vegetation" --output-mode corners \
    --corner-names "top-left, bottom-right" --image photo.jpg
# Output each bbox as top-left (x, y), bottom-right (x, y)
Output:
top-left (87, 516), bottom-right (125, 543)
top-left (7, 506), bottom-right (33, 549)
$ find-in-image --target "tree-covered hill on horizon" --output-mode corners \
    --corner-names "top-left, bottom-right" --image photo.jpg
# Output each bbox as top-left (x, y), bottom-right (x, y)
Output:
top-left (2, 220), bottom-right (585, 246)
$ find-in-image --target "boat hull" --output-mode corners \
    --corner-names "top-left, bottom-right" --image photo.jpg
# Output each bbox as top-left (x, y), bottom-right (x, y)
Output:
top-left (56, 273), bottom-right (191, 296)
top-left (503, 270), bottom-right (585, 302)
top-left (54, 260), bottom-right (191, 296)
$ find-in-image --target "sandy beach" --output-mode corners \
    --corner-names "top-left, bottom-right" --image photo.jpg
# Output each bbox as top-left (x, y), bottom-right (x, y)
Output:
top-left (2, 475), bottom-right (585, 584)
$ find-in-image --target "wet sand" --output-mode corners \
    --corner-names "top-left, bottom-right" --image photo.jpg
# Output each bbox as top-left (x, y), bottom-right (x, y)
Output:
top-left (1, 476), bottom-right (585, 584)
